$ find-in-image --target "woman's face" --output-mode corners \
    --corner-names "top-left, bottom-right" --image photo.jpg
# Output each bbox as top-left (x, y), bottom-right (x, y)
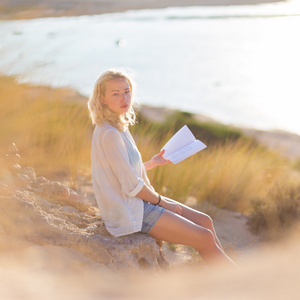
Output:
top-left (101, 78), bottom-right (132, 116)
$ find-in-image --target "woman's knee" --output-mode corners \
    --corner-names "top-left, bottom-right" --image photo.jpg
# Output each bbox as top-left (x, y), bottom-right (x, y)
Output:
top-left (199, 213), bottom-right (214, 231)
top-left (194, 227), bottom-right (216, 249)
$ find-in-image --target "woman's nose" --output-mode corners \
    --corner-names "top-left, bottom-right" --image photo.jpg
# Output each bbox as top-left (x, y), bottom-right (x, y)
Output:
top-left (121, 93), bottom-right (127, 100)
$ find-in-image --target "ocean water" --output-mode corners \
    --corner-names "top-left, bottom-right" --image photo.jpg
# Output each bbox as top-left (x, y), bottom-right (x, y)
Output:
top-left (0, 1), bottom-right (299, 134)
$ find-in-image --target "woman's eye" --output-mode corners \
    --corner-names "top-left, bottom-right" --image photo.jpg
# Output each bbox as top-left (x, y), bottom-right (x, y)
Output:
top-left (113, 93), bottom-right (119, 96)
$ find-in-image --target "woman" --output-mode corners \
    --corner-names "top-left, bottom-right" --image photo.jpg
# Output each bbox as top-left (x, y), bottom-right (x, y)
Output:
top-left (88, 69), bottom-right (236, 268)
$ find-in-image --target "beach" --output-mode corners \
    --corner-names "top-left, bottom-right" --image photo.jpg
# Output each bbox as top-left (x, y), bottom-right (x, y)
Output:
top-left (0, 0), bottom-right (285, 19)
top-left (1, 1), bottom-right (300, 298)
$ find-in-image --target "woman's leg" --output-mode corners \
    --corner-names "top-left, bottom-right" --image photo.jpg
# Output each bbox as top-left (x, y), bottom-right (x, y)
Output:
top-left (176, 200), bottom-right (224, 250)
top-left (148, 209), bottom-right (236, 268)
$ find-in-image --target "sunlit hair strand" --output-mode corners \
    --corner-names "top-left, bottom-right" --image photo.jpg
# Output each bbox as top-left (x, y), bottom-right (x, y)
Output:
top-left (87, 69), bottom-right (137, 131)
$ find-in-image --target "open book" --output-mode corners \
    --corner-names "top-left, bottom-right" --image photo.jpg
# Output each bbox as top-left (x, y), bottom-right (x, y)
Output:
top-left (161, 125), bottom-right (207, 164)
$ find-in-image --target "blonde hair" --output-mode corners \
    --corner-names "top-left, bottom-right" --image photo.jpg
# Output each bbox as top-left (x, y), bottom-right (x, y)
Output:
top-left (87, 69), bottom-right (137, 131)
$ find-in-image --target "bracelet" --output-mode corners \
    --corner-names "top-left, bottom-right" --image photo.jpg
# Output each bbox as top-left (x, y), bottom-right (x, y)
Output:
top-left (156, 194), bottom-right (161, 205)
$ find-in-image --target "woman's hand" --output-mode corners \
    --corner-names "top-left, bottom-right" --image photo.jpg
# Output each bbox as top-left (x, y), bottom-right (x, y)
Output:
top-left (145, 149), bottom-right (171, 170)
top-left (161, 197), bottom-right (182, 215)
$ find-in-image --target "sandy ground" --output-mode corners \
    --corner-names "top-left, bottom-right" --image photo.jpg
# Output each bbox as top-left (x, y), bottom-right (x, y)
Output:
top-left (0, 0), bottom-right (286, 19)
top-left (162, 207), bottom-right (259, 267)
top-left (243, 128), bottom-right (300, 160)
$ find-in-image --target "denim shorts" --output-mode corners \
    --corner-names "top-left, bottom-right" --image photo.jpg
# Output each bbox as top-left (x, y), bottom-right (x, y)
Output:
top-left (140, 201), bottom-right (165, 234)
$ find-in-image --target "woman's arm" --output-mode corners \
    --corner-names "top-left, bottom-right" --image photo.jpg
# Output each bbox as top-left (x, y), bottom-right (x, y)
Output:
top-left (141, 150), bottom-right (181, 213)
top-left (144, 150), bottom-right (171, 171)
top-left (136, 184), bottom-right (182, 215)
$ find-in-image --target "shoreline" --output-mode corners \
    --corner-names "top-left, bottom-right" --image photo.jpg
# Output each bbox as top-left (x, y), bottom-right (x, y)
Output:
top-left (0, 0), bottom-right (286, 20)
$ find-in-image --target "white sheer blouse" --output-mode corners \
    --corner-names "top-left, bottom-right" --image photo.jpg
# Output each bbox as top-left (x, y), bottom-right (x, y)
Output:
top-left (91, 122), bottom-right (153, 237)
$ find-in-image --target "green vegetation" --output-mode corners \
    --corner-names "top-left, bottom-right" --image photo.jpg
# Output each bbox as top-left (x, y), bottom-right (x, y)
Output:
top-left (134, 110), bottom-right (247, 145)
top-left (1, 75), bottom-right (299, 238)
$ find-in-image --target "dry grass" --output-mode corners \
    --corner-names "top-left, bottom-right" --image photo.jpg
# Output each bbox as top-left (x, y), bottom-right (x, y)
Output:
top-left (138, 132), bottom-right (292, 213)
top-left (0, 75), bottom-right (92, 184)
top-left (248, 183), bottom-right (300, 237)
top-left (1, 75), bottom-right (299, 236)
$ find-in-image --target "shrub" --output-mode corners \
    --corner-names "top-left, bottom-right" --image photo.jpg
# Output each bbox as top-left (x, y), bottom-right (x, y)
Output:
top-left (248, 183), bottom-right (300, 237)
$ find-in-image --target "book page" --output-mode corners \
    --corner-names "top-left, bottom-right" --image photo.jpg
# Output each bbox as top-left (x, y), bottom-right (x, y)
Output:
top-left (161, 125), bottom-right (207, 164)
top-left (166, 140), bottom-right (207, 164)
top-left (161, 125), bottom-right (196, 158)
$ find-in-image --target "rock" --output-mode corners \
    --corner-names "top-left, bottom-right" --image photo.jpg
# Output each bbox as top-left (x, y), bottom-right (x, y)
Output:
top-left (59, 205), bottom-right (80, 214)
top-left (8, 143), bottom-right (19, 154)
top-left (0, 145), bottom-right (170, 272)
top-left (0, 183), bottom-right (14, 197)
top-left (0, 189), bottom-right (169, 272)
top-left (68, 192), bottom-right (92, 211)
top-left (21, 166), bottom-right (36, 180)
top-left (5, 142), bottom-right (21, 171)
top-left (38, 181), bottom-right (71, 201)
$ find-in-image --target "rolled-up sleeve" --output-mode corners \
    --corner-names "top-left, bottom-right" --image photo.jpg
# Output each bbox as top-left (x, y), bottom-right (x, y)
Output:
top-left (101, 129), bottom-right (144, 197)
